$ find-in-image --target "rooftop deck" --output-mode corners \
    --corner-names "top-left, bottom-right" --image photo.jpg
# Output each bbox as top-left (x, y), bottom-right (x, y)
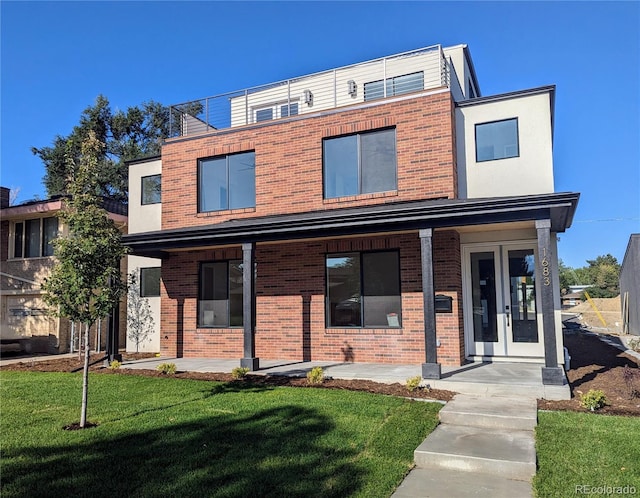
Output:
top-left (169, 44), bottom-right (461, 138)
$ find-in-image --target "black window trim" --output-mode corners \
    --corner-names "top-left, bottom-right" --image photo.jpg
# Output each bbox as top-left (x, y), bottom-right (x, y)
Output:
top-left (197, 259), bottom-right (243, 329)
top-left (197, 150), bottom-right (256, 213)
top-left (139, 267), bottom-right (161, 297)
top-left (474, 117), bottom-right (520, 163)
top-left (324, 249), bottom-right (402, 329)
top-left (141, 174), bottom-right (162, 205)
top-left (322, 126), bottom-right (397, 199)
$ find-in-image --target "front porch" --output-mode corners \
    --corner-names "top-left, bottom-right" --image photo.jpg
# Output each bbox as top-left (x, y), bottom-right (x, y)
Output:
top-left (120, 356), bottom-right (571, 400)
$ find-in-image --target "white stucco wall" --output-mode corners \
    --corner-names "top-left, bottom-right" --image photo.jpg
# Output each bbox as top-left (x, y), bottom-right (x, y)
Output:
top-left (456, 90), bottom-right (555, 199)
top-left (126, 255), bottom-right (161, 353)
top-left (128, 158), bottom-right (162, 234)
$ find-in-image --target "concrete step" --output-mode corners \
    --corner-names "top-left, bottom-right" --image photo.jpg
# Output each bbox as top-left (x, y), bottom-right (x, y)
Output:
top-left (414, 424), bottom-right (536, 480)
top-left (392, 467), bottom-right (532, 498)
top-left (438, 394), bottom-right (537, 431)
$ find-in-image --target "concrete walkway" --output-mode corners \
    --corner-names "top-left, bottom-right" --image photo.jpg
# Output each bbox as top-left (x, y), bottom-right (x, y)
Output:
top-left (392, 394), bottom-right (537, 498)
top-left (120, 356), bottom-right (570, 400)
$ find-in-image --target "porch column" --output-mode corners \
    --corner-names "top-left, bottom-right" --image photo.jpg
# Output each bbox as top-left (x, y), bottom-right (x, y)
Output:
top-left (536, 220), bottom-right (564, 385)
top-left (420, 229), bottom-right (441, 379)
top-left (241, 242), bottom-right (259, 371)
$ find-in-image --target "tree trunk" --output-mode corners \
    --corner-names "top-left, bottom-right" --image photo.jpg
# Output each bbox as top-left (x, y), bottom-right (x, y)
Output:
top-left (80, 322), bottom-right (91, 428)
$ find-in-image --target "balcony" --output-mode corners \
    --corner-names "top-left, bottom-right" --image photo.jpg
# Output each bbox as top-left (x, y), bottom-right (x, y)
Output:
top-left (169, 44), bottom-right (453, 138)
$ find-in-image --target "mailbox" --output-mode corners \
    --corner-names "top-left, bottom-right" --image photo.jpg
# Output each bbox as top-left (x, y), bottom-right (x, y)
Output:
top-left (435, 294), bottom-right (453, 313)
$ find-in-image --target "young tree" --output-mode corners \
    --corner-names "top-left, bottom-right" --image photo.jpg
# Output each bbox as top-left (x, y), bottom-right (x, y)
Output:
top-left (42, 132), bottom-right (128, 428)
top-left (32, 95), bottom-right (171, 202)
top-left (583, 254), bottom-right (621, 298)
top-left (127, 270), bottom-right (155, 353)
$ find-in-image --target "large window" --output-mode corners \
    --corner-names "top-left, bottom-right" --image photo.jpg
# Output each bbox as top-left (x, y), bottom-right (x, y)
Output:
top-left (198, 151), bottom-right (256, 212)
top-left (326, 251), bottom-right (401, 328)
top-left (198, 261), bottom-right (243, 327)
top-left (141, 174), bottom-right (161, 205)
top-left (323, 128), bottom-right (397, 198)
top-left (364, 71), bottom-right (424, 101)
top-left (140, 267), bottom-right (161, 297)
top-left (13, 217), bottom-right (58, 258)
top-left (475, 118), bottom-right (519, 162)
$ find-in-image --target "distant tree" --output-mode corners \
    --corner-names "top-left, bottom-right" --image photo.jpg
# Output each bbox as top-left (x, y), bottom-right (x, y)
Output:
top-left (42, 132), bottom-right (128, 428)
top-left (582, 254), bottom-right (621, 298)
top-left (32, 95), bottom-right (170, 202)
top-left (558, 259), bottom-right (579, 294)
top-left (127, 270), bottom-right (155, 353)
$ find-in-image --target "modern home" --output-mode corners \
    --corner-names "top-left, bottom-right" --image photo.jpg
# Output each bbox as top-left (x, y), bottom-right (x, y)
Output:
top-left (124, 44), bottom-right (580, 385)
top-left (620, 234), bottom-right (639, 336)
top-left (0, 187), bottom-right (128, 354)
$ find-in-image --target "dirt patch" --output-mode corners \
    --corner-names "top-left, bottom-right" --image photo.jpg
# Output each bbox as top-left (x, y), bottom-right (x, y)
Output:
top-left (0, 352), bottom-right (455, 402)
top-left (538, 331), bottom-right (640, 416)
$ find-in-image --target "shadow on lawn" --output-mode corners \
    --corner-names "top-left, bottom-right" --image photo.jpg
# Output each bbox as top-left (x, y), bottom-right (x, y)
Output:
top-left (2, 405), bottom-right (364, 498)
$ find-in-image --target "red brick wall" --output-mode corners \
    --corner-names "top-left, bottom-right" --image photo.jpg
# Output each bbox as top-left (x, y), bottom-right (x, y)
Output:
top-left (161, 92), bottom-right (457, 230)
top-left (160, 231), bottom-right (465, 365)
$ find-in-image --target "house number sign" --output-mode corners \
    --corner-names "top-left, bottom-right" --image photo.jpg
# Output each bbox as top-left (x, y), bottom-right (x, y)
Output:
top-left (541, 247), bottom-right (551, 286)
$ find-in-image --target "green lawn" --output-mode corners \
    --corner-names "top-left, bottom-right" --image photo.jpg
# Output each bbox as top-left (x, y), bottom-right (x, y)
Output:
top-left (0, 371), bottom-right (440, 498)
top-left (534, 411), bottom-right (640, 497)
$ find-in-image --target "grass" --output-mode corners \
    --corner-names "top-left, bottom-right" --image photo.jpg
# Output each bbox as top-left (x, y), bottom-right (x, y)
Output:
top-left (534, 411), bottom-right (640, 497)
top-left (0, 371), bottom-right (441, 498)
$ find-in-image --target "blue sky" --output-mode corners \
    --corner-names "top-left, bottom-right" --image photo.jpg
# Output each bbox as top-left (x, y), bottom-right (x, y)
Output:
top-left (1, 1), bottom-right (638, 269)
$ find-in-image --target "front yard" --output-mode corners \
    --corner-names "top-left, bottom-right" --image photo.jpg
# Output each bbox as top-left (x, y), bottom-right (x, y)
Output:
top-left (0, 371), bottom-right (440, 498)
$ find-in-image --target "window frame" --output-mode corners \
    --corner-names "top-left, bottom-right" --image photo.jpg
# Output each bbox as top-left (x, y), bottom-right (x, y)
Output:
top-left (141, 174), bottom-right (162, 205)
top-left (253, 100), bottom-right (299, 123)
top-left (139, 267), bottom-right (161, 297)
top-left (325, 250), bottom-right (402, 329)
top-left (197, 260), bottom-right (244, 328)
top-left (474, 118), bottom-right (520, 162)
top-left (11, 217), bottom-right (59, 259)
top-left (322, 127), bottom-right (397, 199)
top-left (197, 151), bottom-right (256, 213)
top-left (364, 71), bottom-right (424, 102)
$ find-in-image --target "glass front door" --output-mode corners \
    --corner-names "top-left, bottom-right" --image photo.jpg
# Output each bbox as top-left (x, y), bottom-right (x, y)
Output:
top-left (464, 243), bottom-right (544, 358)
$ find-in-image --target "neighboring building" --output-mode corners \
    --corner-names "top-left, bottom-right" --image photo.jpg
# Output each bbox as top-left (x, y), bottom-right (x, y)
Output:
top-left (124, 44), bottom-right (579, 384)
top-left (0, 187), bottom-right (128, 354)
top-left (561, 292), bottom-right (583, 310)
top-left (620, 234), bottom-right (639, 336)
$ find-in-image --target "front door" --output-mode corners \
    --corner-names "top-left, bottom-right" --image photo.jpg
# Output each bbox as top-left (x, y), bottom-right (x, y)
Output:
top-left (463, 243), bottom-right (544, 359)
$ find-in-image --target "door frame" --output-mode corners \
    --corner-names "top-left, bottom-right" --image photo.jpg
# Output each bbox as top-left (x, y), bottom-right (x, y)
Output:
top-left (462, 240), bottom-right (545, 362)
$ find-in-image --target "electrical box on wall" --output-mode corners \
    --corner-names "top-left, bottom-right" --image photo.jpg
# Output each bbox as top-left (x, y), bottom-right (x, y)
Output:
top-left (435, 294), bottom-right (453, 313)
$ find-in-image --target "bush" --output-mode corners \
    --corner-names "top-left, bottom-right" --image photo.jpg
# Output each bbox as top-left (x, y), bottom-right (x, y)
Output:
top-left (156, 362), bottom-right (177, 375)
top-left (108, 360), bottom-right (121, 370)
top-left (231, 367), bottom-right (250, 380)
top-left (580, 389), bottom-right (607, 411)
top-left (627, 337), bottom-right (640, 353)
top-left (306, 367), bottom-right (324, 385)
top-left (405, 376), bottom-right (423, 392)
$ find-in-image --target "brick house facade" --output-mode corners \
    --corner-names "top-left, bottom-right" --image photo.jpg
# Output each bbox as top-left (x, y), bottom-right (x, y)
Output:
top-left (125, 44), bottom-right (579, 384)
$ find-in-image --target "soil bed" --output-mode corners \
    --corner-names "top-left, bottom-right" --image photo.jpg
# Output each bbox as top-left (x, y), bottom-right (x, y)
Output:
top-left (3, 331), bottom-right (639, 414)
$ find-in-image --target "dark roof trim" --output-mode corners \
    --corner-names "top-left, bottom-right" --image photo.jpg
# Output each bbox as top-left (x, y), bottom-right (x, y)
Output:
top-left (124, 192), bottom-right (579, 257)
top-left (456, 85), bottom-right (555, 108)
top-left (125, 155), bottom-right (162, 166)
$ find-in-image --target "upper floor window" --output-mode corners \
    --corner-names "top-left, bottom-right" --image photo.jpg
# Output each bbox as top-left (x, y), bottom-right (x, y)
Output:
top-left (198, 260), bottom-right (243, 327)
top-left (475, 118), bottom-right (519, 162)
top-left (255, 101), bottom-right (299, 123)
top-left (364, 71), bottom-right (424, 101)
top-left (198, 151), bottom-right (256, 212)
top-left (323, 128), bottom-right (397, 199)
top-left (326, 251), bottom-right (401, 328)
top-left (140, 267), bottom-right (161, 297)
top-left (141, 174), bottom-right (161, 205)
top-left (13, 217), bottom-right (59, 259)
